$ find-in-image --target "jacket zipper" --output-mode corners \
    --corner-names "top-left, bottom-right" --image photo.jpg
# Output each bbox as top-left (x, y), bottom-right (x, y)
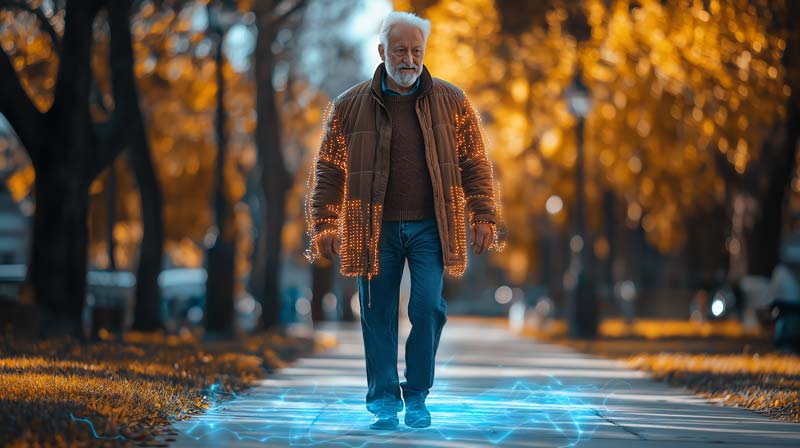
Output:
top-left (366, 99), bottom-right (391, 310)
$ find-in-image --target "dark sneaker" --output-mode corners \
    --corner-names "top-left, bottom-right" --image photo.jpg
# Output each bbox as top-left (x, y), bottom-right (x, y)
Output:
top-left (369, 412), bottom-right (399, 430)
top-left (404, 400), bottom-right (431, 428)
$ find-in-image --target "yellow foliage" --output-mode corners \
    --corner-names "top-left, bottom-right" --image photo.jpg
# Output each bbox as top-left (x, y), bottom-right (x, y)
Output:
top-left (628, 352), bottom-right (800, 422)
top-left (6, 165), bottom-right (34, 202)
top-left (582, 0), bottom-right (787, 249)
top-left (415, 0), bottom-right (788, 268)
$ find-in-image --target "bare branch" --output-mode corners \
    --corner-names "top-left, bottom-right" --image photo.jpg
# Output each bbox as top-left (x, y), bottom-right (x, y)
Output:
top-left (1, 2), bottom-right (115, 118)
top-left (0, 46), bottom-right (43, 165)
top-left (89, 0), bottom-right (133, 180)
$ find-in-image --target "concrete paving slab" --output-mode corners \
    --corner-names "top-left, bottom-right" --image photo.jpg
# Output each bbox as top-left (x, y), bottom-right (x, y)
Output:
top-left (168, 318), bottom-right (800, 447)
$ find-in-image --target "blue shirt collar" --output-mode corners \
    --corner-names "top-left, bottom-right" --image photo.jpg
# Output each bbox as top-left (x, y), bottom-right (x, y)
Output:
top-left (381, 69), bottom-right (421, 96)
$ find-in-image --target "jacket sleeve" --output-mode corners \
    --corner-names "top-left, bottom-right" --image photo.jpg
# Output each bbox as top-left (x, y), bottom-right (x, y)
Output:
top-left (457, 93), bottom-right (497, 225)
top-left (304, 100), bottom-right (347, 263)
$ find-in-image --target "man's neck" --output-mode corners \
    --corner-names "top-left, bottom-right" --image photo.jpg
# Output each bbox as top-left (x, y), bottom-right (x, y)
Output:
top-left (384, 72), bottom-right (415, 95)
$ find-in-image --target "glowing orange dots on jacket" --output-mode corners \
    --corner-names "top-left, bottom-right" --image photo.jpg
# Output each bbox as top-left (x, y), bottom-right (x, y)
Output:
top-left (304, 92), bottom-right (506, 279)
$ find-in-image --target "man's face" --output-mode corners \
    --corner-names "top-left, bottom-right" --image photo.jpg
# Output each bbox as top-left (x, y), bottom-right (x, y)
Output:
top-left (379, 23), bottom-right (425, 88)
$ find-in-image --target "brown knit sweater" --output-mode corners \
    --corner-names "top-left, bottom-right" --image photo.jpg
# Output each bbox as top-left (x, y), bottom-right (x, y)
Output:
top-left (381, 92), bottom-right (435, 221)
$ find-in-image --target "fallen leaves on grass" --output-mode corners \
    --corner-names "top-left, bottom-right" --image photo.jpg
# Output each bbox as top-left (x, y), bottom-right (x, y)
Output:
top-left (521, 318), bottom-right (763, 340)
top-left (0, 330), bottom-right (319, 447)
top-left (520, 319), bottom-right (798, 423)
top-left (628, 353), bottom-right (800, 422)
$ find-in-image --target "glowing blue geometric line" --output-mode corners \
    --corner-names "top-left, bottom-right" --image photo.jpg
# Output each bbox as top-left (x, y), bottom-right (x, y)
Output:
top-left (173, 375), bottom-right (629, 447)
top-left (68, 413), bottom-right (129, 442)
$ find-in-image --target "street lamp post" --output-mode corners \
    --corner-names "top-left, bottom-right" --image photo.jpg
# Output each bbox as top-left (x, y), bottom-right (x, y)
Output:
top-left (565, 66), bottom-right (598, 339)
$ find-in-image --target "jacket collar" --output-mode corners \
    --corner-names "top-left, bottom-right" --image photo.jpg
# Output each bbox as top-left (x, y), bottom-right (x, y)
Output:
top-left (370, 62), bottom-right (433, 102)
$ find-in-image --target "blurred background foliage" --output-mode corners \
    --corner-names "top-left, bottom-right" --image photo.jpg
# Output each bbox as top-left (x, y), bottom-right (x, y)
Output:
top-left (0, 0), bottom-right (797, 332)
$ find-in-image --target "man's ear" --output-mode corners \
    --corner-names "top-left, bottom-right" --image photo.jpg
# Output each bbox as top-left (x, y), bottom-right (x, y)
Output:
top-left (378, 43), bottom-right (385, 62)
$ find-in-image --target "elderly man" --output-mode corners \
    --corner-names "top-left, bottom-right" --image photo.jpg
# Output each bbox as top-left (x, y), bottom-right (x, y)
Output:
top-left (305, 11), bottom-right (503, 430)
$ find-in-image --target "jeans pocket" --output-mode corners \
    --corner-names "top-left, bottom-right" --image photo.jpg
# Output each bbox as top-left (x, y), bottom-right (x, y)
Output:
top-left (421, 221), bottom-right (443, 256)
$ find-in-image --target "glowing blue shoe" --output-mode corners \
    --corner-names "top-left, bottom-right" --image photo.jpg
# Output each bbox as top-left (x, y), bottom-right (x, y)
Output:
top-left (404, 400), bottom-right (431, 428)
top-left (369, 412), bottom-right (399, 430)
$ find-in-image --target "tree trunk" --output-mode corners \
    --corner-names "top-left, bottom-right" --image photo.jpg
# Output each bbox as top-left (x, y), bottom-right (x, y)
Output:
top-left (340, 275), bottom-right (356, 322)
top-left (253, 6), bottom-right (291, 332)
top-left (602, 189), bottom-right (615, 304)
top-left (311, 262), bottom-right (332, 322)
top-left (103, 0), bottom-right (166, 332)
top-left (30, 171), bottom-right (90, 335)
top-left (745, 128), bottom-right (796, 278)
top-left (129, 141), bottom-right (165, 331)
top-left (0, 1), bottom-right (130, 339)
top-left (205, 225), bottom-right (237, 334)
top-left (685, 203), bottom-right (727, 291)
top-left (738, 5), bottom-right (800, 279)
top-left (107, 162), bottom-right (117, 270)
top-left (28, 2), bottom-right (99, 338)
top-left (258, 180), bottom-right (287, 330)
top-left (204, 19), bottom-right (236, 337)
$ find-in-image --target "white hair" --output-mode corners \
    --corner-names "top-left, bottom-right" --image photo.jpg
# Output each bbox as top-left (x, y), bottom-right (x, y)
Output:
top-left (379, 11), bottom-right (431, 49)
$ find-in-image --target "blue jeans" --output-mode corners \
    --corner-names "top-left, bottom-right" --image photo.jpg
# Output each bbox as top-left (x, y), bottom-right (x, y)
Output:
top-left (357, 217), bottom-right (448, 415)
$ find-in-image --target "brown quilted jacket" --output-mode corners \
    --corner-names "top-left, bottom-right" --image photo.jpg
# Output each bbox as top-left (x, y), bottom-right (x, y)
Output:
top-left (304, 63), bottom-right (506, 279)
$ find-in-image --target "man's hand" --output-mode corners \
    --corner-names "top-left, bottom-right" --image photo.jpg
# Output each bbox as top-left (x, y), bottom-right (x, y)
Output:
top-left (470, 222), bottom-right (493, 255)
top-left (317, 233), bottom-right (341, 261)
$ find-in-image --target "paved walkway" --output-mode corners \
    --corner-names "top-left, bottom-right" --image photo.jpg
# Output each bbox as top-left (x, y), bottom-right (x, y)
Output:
top-left (169, 317), bottom-right (800, 447)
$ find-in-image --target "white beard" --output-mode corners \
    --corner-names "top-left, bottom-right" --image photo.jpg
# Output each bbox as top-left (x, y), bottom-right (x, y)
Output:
top-left (385, 57), bottom-right (422, 88)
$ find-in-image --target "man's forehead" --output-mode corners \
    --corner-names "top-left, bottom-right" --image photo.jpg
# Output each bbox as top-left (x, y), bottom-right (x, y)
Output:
top-left (387, 24), bottom-right (425, 46)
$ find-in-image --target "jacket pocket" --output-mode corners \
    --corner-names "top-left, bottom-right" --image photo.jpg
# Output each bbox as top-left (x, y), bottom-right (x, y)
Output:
top-left (440, 163), bottom-right (466, 262)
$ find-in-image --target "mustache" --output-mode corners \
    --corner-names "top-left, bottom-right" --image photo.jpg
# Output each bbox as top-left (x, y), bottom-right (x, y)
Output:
top-left (398, 63), bottom-right (419, 70)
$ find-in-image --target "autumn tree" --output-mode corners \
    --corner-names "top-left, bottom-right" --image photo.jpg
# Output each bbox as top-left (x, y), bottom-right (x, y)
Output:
top-left (97, 0), bottom-right (257, 334)
top-left (402, 0), bottom-right (792, 319)
top-left (2, 0), bottom-right (167, 333)
top-left (250, 0), bottom-right (394, 327)
top-left (248, 0), bottom-right (307, 332)
top-left (104, 0), bottom-right (165, 331)
top-left (0, 0), bottom-right (157, 337)
top-left (579, 0), bottom-right (789, 295)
